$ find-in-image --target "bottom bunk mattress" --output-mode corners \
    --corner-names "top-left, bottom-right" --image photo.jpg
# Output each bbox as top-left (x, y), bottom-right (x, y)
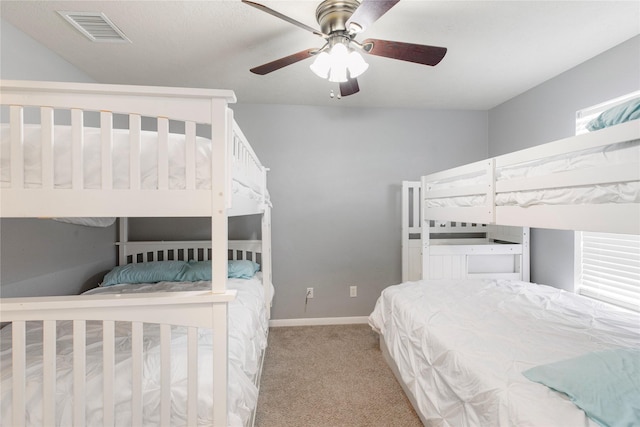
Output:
top-left (369, 279), bottom-right (640, 427)
top-left (0, 275), bottom-right (271, 427)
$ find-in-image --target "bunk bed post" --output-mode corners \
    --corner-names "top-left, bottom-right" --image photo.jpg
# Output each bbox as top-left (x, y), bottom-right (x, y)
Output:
top-left (420, 176), bottom-right (429, 280)
top-left (522, 227), bottom-right (531, 282)
top-left (262, 205), bottom-right (272, 319)
top-left (210, 99), bottom-right (231, 427)
top-left (211, 101), bottom-right (230, 291)
top-left (401, 181), bottom-right (410, 282)
top-left (422, 217), bottom-right (431, 280)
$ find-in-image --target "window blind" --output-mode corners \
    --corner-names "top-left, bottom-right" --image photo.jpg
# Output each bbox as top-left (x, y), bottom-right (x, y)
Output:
top-left (575, 232), bottom-right (640, 312)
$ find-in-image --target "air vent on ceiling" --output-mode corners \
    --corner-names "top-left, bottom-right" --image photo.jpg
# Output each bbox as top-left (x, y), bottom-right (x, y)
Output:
top-left (58, 11), bottom-right (131, 43)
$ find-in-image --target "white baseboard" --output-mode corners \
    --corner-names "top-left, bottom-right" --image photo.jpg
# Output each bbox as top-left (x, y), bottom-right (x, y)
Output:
top-left (269, 316), bottom-right (369, 327)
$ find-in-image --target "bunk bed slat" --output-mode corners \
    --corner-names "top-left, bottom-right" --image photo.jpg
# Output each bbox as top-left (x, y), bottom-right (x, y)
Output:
top-left (102, 320), bottom-right (115, 427)
top-left (42, 320), bottom-right (56, 425)
top-left (185, 121), bottom-right (197, 190)
top-left (71, 109), bottom-right (84, 190)
top-left (41, 107), bottom-right (54, 189)
top-left (129, 114), bottom-right (142, 190)
top-left (9, 106), bottom-right (24, 189)
top-left (100, 111), bottom-right (114, 190)
top-left (131, 321), bottom-right (143, 426)
top-left (12, 320), bottom-right (26, 427)
top-left (73, 319), bottom-right (86, 427)
top-left (158, 117), bottom-right (169, 191)
top-left (425, 183), bottom-right (490, 199)
top-left (497, 162), bottom-right (640, 193)
top-left (160, 324), bottom-right (171, 427)
top-left (187, 327), bottom-right (198, 426)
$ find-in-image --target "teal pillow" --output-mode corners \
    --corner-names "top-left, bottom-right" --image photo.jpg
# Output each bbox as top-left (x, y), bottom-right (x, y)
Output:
top-left (523, 348), bottom-right (640, 427)
top-left (587, 98), bottom-right (640, 131)
top-left (228, 260), bottom-right (260, 279)
top-left (101, 260), bottom-right (187, 287)
top-left (176, 259), bottom-right (260, 281)
top-left (177, 260), bottom-right (212, 282)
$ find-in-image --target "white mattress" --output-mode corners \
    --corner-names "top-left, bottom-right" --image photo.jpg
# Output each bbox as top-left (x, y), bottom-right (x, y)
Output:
top-left (369, 279), bottom-right (640, 426)
top-left (0, 275), bottom-right (270, 427)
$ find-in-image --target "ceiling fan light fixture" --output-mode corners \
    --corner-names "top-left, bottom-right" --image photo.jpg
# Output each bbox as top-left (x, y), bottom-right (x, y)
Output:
top-left (310, 42), bottom-right (369, 83)
top-left (310, 51), bottom-right (332, 78)
top-left (347, 51), bottom-right (369, 78)
top-left (329, 64), bottom-right (348, 83)
top-left (327, 43), bottom-right (349, 82)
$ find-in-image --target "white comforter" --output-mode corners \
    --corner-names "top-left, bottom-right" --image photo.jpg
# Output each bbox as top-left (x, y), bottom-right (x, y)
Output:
top-left (425, 139), bottom-right (640, 208)
top-left (0, 124), bottom-right (214, 190)
top-left (0, 276), bottom-right (269, 427)
top-left (0, 124), bottom-right (269, 203)
top-left (369, 279), bottom-right (640, 427)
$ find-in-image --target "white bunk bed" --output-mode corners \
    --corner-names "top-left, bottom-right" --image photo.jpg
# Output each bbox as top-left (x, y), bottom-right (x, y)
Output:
top-left (374, 93), bottom-right (640, 427)
top-left (402, 181), bottom-right (529, 282)
top-left (0, 80), bottom-right (273, 426)
top-left (421, 101), bottom-right (640, 234)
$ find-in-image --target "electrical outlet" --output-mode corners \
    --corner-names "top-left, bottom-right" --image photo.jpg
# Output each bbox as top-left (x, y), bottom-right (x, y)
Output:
top-left (350, 286), bottom-right (357, 297)
top-left (306, 287), bottom-right (314, 298)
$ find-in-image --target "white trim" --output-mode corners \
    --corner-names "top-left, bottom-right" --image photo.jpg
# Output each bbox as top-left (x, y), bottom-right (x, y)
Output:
top-left (269, 316), bottom-right (369, 327)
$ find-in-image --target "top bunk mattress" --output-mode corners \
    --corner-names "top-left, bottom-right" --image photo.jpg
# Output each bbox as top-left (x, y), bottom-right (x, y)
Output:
top-left (425, 133), bottom-right (640, 208)
top-left (0, 124), bottom-right (264, 197)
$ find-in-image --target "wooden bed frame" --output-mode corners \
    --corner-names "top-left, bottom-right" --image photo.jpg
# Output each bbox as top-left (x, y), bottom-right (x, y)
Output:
top-left (421, 120), bottom-right (639, 234)
top-left (0, 80), bottom-right (271, 427)
top-left (402, 181), bottom-right (529, 282)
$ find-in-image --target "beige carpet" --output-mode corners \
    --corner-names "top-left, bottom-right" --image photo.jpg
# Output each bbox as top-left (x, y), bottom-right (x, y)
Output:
top-left (254, 324), bottom-right (423, 427)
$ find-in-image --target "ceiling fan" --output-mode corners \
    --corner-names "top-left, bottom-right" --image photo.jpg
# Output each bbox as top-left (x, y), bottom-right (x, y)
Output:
top-left (243, 0), bottom-right (447, 97)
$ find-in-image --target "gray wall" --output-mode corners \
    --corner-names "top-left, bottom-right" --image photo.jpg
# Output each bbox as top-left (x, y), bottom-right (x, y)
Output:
top-left (488, 35), bottom-right (640, 290)
top-left (3, 16), bottom-right (637, 315)
top-left (0, 19), bottom-right (116, 298)
top-left (232, 105), bottom-right (488, 319)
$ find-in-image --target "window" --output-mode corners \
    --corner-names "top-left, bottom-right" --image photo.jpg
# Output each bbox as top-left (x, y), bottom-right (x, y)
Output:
top-left (575, 232), bottom-right (640, 312)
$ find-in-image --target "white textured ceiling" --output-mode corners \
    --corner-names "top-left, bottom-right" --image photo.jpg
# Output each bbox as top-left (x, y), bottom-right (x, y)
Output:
top-left (1, 0), bottom-right (639, 109)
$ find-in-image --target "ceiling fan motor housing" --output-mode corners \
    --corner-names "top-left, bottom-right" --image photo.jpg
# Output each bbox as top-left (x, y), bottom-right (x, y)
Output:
top-left (315, 0), bottom-right (359, 34)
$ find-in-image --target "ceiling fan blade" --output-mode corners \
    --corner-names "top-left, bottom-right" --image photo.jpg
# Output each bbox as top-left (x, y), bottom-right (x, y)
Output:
top-left (250, 49), bottom-right (317, 75)
top-left (346, 0), bottom-right (400, 33)
top-left (362, 38), bottom-right (447, 66)
top-left (242, 0), bottom-right (326, 37)
top-left (340, 78), bottom-right (360, 97)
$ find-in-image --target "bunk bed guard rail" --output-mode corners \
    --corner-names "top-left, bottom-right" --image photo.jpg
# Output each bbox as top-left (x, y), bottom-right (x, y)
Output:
top-left (0, 79), bottom-right (268, 218)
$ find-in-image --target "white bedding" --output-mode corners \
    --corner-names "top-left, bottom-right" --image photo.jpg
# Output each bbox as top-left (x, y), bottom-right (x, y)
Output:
top-left (0, 124), bottom-right (213, 190)
top-left (425, 139), bottom-right (640, 208)
top-left (369, 279), bottom-right (640, 426)
top-left (426, 183), bottom-right (640, 208)
top-left (0, 124), bottom-right (268, 202)
top-left (0, 275), bottom-right (269, 427)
